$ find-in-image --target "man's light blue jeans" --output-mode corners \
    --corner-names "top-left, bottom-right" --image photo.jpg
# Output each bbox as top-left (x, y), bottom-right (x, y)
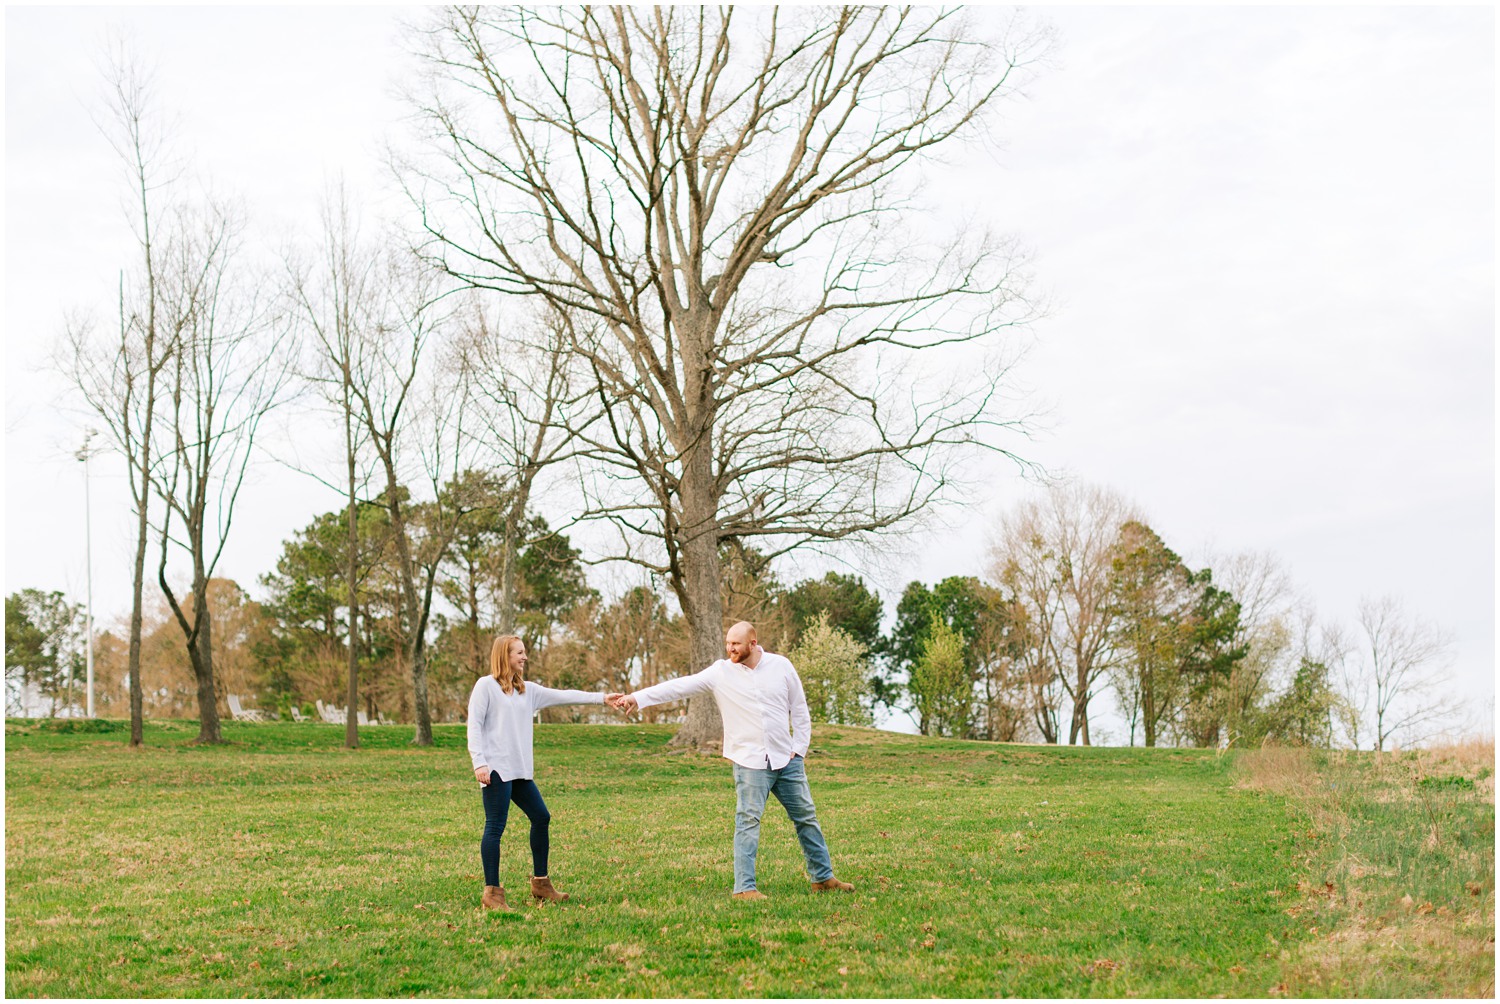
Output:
top-left (731, 754), bottom-right (833, 893)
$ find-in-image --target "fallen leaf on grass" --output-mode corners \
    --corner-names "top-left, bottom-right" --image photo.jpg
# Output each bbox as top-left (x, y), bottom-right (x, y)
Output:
top-left (920, 936), bottom-right (935, 950)
top-left (838, 967), bottom-right (849, 976)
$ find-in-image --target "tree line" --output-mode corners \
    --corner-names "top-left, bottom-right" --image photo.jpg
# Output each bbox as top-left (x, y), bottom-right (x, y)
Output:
top-left (8, 479), bottom-right (1456, 752)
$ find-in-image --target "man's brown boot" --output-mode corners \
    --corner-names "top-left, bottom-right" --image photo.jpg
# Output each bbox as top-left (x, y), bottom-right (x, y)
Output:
top-left (731, 890), bottom-right (768, 901)
top-left (481, 884), bottom-right (511, 911)
top-left (811, 876), bottom-right (855, 893)
top-left (530, 876), bottom-right (569, 902)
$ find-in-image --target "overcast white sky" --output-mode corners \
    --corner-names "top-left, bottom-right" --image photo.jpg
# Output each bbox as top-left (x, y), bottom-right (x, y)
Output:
top-left (4, 6), bottom-right (1494, 739)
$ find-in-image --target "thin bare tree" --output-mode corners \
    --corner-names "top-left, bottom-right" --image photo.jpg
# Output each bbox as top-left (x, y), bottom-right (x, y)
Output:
top-left (152, 202), bottom-right (291, 744)
top-left (60, 41), bottom-right (179, 746)
top-left (407, 5), bottom-right (1049, 748)
top-left (452, 301), bottom-right (595, 636)
top-left (335, 252), bottom-right (487, 745)
top-left (288, 185), bottom-right (383, 749)
top-left (1353, 594), bottom-right (1456, 751)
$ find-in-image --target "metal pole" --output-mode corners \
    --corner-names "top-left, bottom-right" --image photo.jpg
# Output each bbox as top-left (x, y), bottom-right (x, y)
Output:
top-left (78, 429), bottom-right (96, 718)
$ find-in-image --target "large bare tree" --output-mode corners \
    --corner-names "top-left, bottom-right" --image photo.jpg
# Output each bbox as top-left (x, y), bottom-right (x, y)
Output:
top-left (152, 202), bottom-right (290, 744)
top-left (62, 42), bottom-right (178, 746)
top-left (408, 5), bottom-right (1048, 748)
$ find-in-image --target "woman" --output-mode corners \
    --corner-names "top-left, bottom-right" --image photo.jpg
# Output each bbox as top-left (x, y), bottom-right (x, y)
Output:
top-left (466, 634), bottom-right (621, 910)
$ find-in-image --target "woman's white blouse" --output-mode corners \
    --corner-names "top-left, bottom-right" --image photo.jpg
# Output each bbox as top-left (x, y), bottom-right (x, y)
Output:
top-left (466, 677), bottom-right (605, 782)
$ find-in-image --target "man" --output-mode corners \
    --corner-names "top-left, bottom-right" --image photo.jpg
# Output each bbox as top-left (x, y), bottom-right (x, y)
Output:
top-left (610, 621), bottom-right (855, 901)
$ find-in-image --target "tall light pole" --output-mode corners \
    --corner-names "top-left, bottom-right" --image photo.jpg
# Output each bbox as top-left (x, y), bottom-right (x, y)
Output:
top-left (76, 428), bottom-right (98, 718)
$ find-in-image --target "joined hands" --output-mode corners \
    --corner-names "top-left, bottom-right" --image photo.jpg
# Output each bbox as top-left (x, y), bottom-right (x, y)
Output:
top-left (606, 693), bottom-right (639, 714)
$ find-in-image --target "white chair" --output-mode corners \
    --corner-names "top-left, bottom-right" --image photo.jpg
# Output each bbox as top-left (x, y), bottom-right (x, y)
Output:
top-left (289, 706), bottom-right (306, 722)
top-left (228, 694), bottom-right (267, 723)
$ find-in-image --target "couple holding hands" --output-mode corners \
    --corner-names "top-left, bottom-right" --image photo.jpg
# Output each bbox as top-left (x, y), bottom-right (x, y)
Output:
top-left (465, 621), bottom-right (855, 910)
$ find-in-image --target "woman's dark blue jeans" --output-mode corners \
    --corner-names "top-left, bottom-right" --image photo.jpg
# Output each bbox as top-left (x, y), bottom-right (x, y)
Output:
top-left (479, 773), bottom-right (551, 885)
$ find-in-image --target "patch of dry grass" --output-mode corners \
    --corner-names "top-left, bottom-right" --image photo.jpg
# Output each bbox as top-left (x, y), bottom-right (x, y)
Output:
top-left (1237, 740), bottom-right (1496, 997)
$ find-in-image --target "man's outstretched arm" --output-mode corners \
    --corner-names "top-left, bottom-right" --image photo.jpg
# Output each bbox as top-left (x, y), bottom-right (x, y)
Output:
top-left (611, 666), bottom-right (717, 714)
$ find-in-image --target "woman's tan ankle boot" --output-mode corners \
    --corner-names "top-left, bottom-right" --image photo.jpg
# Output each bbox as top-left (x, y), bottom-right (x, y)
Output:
top-left (530, 875), bottom-right (569, 902)
top-left (481, 884), bottom-right (511, 910)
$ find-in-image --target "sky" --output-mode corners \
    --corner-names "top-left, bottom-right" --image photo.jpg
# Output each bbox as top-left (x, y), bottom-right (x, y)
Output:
top-left (4, 6), bottom-right (1494, 741)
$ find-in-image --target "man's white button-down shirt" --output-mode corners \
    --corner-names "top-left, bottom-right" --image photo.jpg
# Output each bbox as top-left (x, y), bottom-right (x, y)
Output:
top-left (632, 649), bottom-right (811, 770)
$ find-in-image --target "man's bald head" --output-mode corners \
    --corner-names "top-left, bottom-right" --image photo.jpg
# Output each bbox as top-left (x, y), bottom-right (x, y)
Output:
top-left (726, 621), bottom-right (757, 643)
top-left (724, 621), bottom-right (758, 664)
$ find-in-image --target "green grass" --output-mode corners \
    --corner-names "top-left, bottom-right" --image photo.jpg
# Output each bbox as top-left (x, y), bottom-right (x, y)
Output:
top-left (4, 719), bottom-right (1489, 997)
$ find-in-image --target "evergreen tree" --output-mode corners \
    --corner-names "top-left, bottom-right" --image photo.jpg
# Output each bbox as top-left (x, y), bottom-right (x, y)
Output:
top-left (781, 572), bottom-right (884, 654)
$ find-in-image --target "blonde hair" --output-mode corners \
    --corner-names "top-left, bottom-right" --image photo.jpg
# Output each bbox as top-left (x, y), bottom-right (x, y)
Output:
top-left (490, 635), bottom-right (527, 695)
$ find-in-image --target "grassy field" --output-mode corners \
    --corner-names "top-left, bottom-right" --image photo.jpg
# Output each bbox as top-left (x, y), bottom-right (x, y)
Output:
top-left (4, 718), bottom-right (1493, 998)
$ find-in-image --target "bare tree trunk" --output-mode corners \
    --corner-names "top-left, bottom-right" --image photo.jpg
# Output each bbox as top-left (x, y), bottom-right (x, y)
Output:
top-left (668, 520), bottom-right (725, 751)
top-left (343, 390), bottom-right (360, 749)
top-left (381, 460), bottom-right (433, 745)
top-left (189, 569), bottom-right (220, 743)
top-left (159, 539), bottom-right (223, 743)
top-left (495, 499), bottom-right (523, 636)
top-left (466, 554), bottom-right (483, 677)
top-left (126, 511), bottom-right (149, 745)
top-left (666, 429), bottom-right (725, 750)
top-left (1142, 680), bottom-right (1157, 748)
